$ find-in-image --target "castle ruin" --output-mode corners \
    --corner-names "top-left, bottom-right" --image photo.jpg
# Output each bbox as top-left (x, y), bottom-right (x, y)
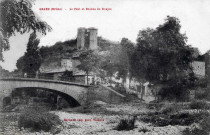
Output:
top-left (77, 27), bottom-right (98, 50)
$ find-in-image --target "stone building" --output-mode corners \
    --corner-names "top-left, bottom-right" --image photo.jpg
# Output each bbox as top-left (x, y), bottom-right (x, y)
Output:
top-left (39, 58), bottom-right (73, 80)
top-left (191, 50), bottom-right (210, 87)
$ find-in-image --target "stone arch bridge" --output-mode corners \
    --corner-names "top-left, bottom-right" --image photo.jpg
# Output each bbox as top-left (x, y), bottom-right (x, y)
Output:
top-left (0, 78), bottom-right (125, 108)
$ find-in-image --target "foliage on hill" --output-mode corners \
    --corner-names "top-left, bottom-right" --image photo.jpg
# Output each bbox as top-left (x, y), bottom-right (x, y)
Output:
top-left (39, 39), bottom-right (77, 64)
top-left (97, 36), bottom-right (120, 51)
top-left (16, 39), bottom-right (77, 71)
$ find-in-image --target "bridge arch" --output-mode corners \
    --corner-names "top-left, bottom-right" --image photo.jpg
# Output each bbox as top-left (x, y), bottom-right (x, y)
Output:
top-left (11, 87), bottom-right (81, 107)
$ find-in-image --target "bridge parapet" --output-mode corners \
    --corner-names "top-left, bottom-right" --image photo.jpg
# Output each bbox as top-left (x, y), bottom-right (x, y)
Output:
top-left (1, 73), bottom-right (76, 84)
top-left (0, 77), bottom-right (90, 87)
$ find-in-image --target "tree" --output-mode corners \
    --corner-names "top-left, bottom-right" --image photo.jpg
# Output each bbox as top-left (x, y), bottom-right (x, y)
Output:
top-left (118, 38), bottom-right (135, 82)
top-left (0, 65), bottom-right (10, 77)
top-left (0, 0), bottom-right (52, 61)
top-left (97, 37), bottom-right (130, 83)
top-left (131, 16), bottom-right (195, 101)
top-left (98, 38), bottom-right (135, 86)
top-left (100, 44), bottom-right (121, 77)
top-left (18, 32), bottom-right (41, 76)
top-left (77, 50), bottom-right (100, 85)
top-left (16, 55), bottom-right (24, 72)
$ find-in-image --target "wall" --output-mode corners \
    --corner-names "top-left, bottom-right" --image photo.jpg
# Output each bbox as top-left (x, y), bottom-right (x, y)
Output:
top-left (40, 58), bottom-right (73, 74)
top-left (61, 58), bottom-right (73, 71)
top-left (87, 84), bottom-right (125, 104)
top-left (192, 61), bottom-right (205, 78)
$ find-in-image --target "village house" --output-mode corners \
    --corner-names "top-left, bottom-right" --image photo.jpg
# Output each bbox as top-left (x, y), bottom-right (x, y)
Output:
top-left (191, 50), bottom-right (210, 84)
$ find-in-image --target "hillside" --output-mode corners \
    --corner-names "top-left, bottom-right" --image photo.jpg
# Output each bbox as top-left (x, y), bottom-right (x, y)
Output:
top-left (39, 37), bottom-right (120, 65)
top-left (39, 39), bottom-right (77, 65)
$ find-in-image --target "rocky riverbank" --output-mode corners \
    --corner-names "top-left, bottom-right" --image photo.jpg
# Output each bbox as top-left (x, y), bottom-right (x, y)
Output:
top-left (1, 100), bottom-right (208, 135)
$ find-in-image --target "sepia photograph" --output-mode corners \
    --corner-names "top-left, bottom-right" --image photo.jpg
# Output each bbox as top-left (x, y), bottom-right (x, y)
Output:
top-left (0, 0), bottom-right (210, 134)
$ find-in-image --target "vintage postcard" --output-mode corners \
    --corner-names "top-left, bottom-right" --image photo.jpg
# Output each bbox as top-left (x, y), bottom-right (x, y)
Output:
top-left (0, 0), bottom-right (210, 134)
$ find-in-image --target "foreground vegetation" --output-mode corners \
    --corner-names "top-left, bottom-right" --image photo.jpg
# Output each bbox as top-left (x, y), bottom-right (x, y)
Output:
top-left (18, 106), bottom-right (62, 133)
top-left (1, 98), bottom-right (210, 134)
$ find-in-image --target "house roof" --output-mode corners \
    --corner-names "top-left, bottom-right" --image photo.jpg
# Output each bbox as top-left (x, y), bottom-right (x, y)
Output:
top-left (73, 70), bottom-right (95, 76)
top-left (40, 67), bottom-right (73, 74)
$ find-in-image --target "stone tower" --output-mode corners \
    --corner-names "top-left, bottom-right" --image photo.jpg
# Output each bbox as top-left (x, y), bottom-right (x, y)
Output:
top-left (205, 51), bottom-right (210, 87)
top-left (76, 27), bottom-right (98, 50)
top-left (77, 27), bottom-right (86, 50)
top-left (87, 27), bottom-right (98, 50)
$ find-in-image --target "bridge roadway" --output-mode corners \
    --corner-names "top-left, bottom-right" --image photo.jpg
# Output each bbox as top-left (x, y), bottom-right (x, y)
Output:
top-left (0, 78), bottom-right (125, 108)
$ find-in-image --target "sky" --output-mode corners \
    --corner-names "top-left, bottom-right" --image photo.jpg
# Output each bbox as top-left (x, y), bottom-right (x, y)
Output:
top-left (1, 0), bottom-right (210, 71)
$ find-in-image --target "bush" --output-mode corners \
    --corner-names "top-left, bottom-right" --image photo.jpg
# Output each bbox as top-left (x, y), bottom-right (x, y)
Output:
top-left (114, 116), bottom-right (137, 131)
top-left (161, 106), bottom-right (174, 114)
top-left (200, 116), bottom-right (210, 133)
top-left (139, 127), bottom-right (150, 133)
top-left (190, 100), bottom-right (210, 109)
top-left (182, 116), bottom-right (210, 135)
top-left (158, 79), bottom-right (191, 102)
top-left (141, 111), bottom-right (209, 127)
top-left (182, 128), bottom-right (208, 135)
top-left (195, 89), bottom-right (210, 101)
top-left (18, 107), bottom-right (62, 132)
top-left (160, 103), bottom-right (179, 115)
top-left (195, 91), bottom-right (207, 100)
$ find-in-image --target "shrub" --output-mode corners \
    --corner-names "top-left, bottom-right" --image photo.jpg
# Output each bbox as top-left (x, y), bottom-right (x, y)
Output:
top-left (190, 100), bottom-right (210, 109)
top-left (182, 128), bottom-right (208, 135)
top-left (182, 116), bottom-right (210, 135)
top-left (195, 89), bottom-right (210, 101)
top-left (195, 92), bottom-right (207, 100)
top-left (139, 127), bottom-right (150, 133)
top-left (158, 81), bottom-right (190, 102)
top-left (141, 111), bottom-right (209, 127)
top-left (18, 107), bottom-right (62, 133)
top-left (200, 116), bottom-right (210, 133)
top-left (114, 116), bottom-right (136, 131)
top-left (160, 103), bottom-right (178, 115)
